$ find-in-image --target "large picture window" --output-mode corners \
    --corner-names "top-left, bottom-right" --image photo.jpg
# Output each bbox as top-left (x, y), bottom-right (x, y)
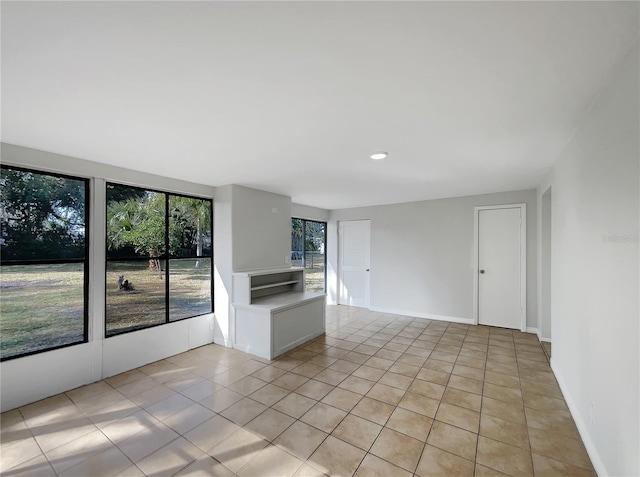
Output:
top-left (106, 184), bottom-right (212, 336)
top-left (0, 166), bottom-right (89, 361)
top-left (291, 218), bottom-right (326, 292)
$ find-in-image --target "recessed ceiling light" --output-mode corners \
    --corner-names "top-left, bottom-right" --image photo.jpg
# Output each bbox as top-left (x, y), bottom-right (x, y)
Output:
top-left (370, 151), bottom-right (388, 160)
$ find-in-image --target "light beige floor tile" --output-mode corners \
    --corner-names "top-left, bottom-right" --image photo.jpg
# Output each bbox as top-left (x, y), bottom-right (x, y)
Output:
top-left (66, 381), bottom-right (114, 403)
top-left (301, 402), bottom-right (347, 433)
top-left (238, 444), bottom-right (304, 477)
top-left (116, 421), bottom-right (179, 463)
top-left (245, 408), bottom-right (295, 441)
top-left (528, 427), bottom-right (592, 470)
top-left (229, 376), bottom-right (267, 396)
top-left (271, 372), bottom-right (310, 391)
top-left (251, 365), bottom-right (288, 382)
top-left (476, 435), bottom-right (533, 476)
top-left (180, 379), bottom-right (222, 401)
top-left (366, 383), bottom-right (405, 405)
top-left (352, 365), bottom-right (386, 381)
top-left (455, 356), bottom-right (486, 370)
top-left (475, 463), bottom-right (511, 476)
top-left (272, 393), bottom-right (317, 419)
top-left (442, 387), bottom-right (482, 412)
top-left (370, 427), bottom-right (423, 472)
top-left (321, 387), bottom-right (362, 412)
top-left (447, 375), bottom-right (484, 395)
top-left (387, 362), bottom-right (420, 377)
top-left (198, 388), bottom-right (243, 413)
top-left (396, 353), bottom-right (427, 367)
top-left (452, 364), bottom-right (485, 381)
top-left (423, 359), bottom-right (455, 374)
top-left (415, 444), bottom-right (474, 477)
top-left (220, 397), bottom-right (266, 426)
top-left (524, 406), bottom-right (580, 440)
top-left (480, 413), bottom-right (529, 450)
top-left (45, 428), bottom-right (113, 474)
top-left (296, 379), bottom-right (335, 401)
top-left (416, 367), bottom-right (450, 386)
top-left (354, 453), bottom-right (412, 477)
top-left (408, 379), bottom-right (446, 400)
top-left (293, 462), bottom-right (329, 477)
top-left (248, 383), bottom-right (289, 407)
top-left (1, 453), bottom-right (56, 477)
top-left (183, 415), bottom-right (241, 452)
top-left (427, 420), bottom-right (477, 462)
top-left (482, 396), bottom-right (526, 425)
top-left (350, 397), bottom-right (395, 425)
top-left (210, 369), bottom-right (247, 387)
top-left (58, 445), bottom-right (132, 477)
top-left (145, 392), bottom-right (194, 422)
top-left (331, 414), bottom-right (382, 450)
top-left (0, 436), bottom-right (43, 473)
top-left (338, 375), bottom-right (376, 395)
top-left (308, 435), bottom-right (366, 477)
top-left (157, 400), bottom-right (213, 432)
top-left (208, 428), bottom-right (268, 473)
top-left (137, 436), bottom-right (203, 476)
top-left (105, 370), bottom-right (147, 389)
top-left (483, 382), bottom-right (523, 404)
top-left (173, 454), bottom-right (235, 477)
top-left (274, 420), bottom-right (328, 460)
top-left (378, 371), bottom-right (413, 390)
top-left (532, 453), bottom-right (596, 477)
top-left (291, 362), bottom-right (325, 379)
top-left (314, 368), bottom-right (349, 386)
top-left (435, 402), bottom-right (480, 433)
top-left (385, 407), bottom-right (433, 441)
top-left (397, 392), bottom-right (439, 418)
top-left (32, 414), bottom-right (97, 453)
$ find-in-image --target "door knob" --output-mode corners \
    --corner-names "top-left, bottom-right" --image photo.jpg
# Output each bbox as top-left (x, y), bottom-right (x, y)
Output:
top-left (480, 270), bottom-right (485, 274)
top-left (366, 269), bottom-right (370, 272)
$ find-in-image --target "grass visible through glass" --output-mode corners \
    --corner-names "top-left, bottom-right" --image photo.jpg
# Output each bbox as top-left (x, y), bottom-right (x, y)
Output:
top-left (0, 264), bottom-right (85, 359)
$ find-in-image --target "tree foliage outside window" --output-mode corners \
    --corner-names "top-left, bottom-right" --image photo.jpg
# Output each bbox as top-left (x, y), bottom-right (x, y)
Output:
top-left (106, 184), bottom-right (212, 336)
top-left (0, 166), bottom-right (89, 361)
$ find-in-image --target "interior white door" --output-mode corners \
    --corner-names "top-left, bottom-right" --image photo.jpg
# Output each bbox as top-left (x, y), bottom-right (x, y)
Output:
top-left (338, 220), bottom-right (370, 308)
top-left (478, 207), bottom-right (523, 329)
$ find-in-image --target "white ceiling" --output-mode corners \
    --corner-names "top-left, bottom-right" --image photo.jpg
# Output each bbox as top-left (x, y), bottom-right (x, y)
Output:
top-left (2, 1), bottom-right (638, 210)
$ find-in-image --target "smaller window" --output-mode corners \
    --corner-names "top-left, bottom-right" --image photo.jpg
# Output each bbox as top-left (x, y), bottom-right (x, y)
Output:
top-left (291, 218), bottom-right (327, 292)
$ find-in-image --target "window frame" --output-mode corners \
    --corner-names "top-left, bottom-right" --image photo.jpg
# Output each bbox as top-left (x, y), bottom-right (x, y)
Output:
top-left (292, 217), bottom-right (327, 293)
top-left (0, 165), bottom-right (90, 361)
top-left (104, 183), bottom-right (214, 337)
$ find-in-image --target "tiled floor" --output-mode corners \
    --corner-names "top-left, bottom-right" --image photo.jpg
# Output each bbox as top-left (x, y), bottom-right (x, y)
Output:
top-left (1, 306), bottom-right (594, 476)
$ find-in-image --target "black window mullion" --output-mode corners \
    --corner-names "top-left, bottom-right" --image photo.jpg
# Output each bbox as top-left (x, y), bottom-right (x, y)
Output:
top-left (165, 195), bottom-right (170, 324)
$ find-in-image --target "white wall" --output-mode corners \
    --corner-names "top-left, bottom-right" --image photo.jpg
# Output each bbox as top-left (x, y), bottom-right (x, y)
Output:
top-left (213, 185), bottom-right (233, 347)
top-left (232, 185), bottom-right (292, 272)
top-left (539, 186), bottom-right (552, 341)
top-left (292, 203), bottom-right (330, 222)
top-left (0, 144), bottom-right (216, 411)
top-left (328, 189), bottom-right (538, 327)
top-left (544, 43), bottom-right (639, 477)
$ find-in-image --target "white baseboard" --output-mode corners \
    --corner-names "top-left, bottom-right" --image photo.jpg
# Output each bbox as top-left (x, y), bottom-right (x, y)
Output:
top-left (550, 359), bottom-right (606, 477)
top-left (526, 326), bottom-right (541, 338)
top-left (369, 307), bottom-right (474, 325)
top-left (539, 336), bottom-right (552, 343)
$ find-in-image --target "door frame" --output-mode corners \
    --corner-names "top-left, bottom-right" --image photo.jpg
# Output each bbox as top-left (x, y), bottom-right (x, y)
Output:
top-left (473, 203), bottom-right (526, 331)
top-left (337, 219), bottom-right (371, 308)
